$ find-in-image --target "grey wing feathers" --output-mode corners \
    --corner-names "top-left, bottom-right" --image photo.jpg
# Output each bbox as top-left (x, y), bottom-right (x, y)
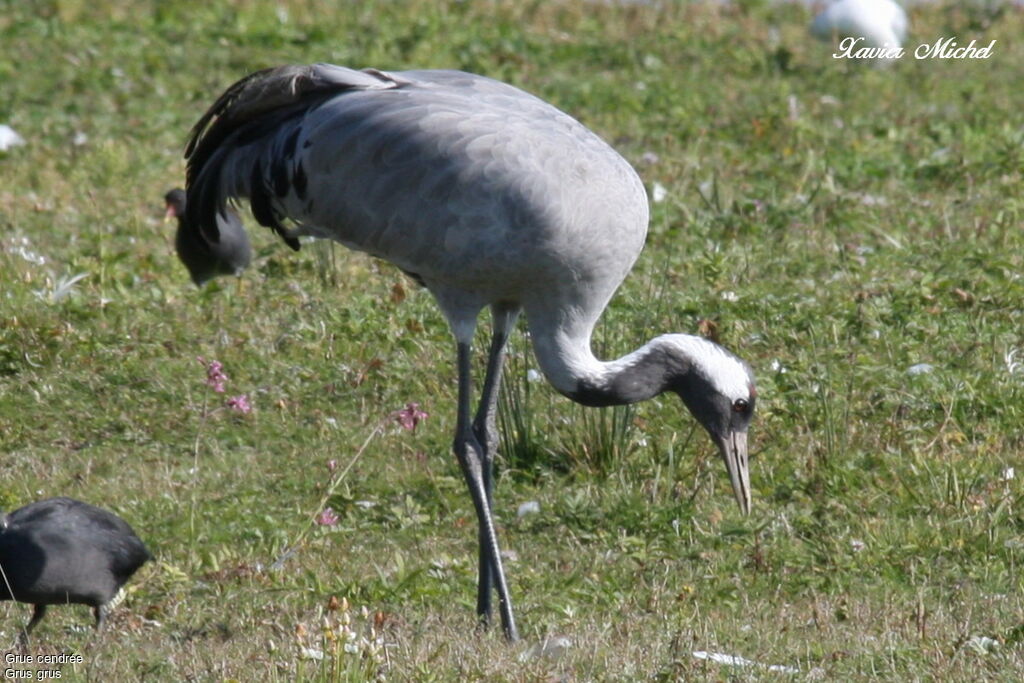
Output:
top-left (184, 64), bottom-right (405, 248)
top-left (186, 64), bottom-right (403, 176)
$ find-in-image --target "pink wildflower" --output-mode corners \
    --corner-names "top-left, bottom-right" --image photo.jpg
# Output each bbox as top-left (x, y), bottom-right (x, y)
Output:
top-left (316, 507), bottom-right (339, 526)
top-left (391, 402), bottom-right (429, 432)
top-left (327, 459), bottom-right (338, 473)
top-left (198, 356), bottom-right (229, 393)
top-left (227, 394), bottom-right (251, 414)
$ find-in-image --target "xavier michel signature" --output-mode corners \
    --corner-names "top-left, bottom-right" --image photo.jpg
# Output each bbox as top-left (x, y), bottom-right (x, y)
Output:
top-left (834, 36), bottom-right (996, 60)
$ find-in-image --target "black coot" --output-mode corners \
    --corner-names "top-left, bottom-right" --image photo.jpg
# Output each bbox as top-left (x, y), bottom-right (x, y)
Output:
top-left (0, 497), bottom-right (152, 643)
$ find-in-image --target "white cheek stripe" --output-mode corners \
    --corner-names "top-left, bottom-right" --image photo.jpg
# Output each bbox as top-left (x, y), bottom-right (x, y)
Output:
top-left (668, 336), bottom-right (752, 401)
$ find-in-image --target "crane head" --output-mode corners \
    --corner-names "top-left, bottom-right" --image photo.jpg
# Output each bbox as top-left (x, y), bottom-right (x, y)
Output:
top-left (666, 336), bottom-right (756, 515)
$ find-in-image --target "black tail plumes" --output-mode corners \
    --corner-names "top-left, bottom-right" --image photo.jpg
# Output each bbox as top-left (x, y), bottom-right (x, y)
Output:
top-left (184, 64), bottom-right (404, 253)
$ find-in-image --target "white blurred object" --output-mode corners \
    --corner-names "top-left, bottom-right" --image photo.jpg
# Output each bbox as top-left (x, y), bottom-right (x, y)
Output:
top-left (907, 363), bottom-right (934, 376)
top-left (651, 182), bottom-right (668, 203)
top-left (11, 236), bottom-right (46, 266)
top-left (1005, 348), bottom-right (1021, 376)
top-left (810, 0), bottom-right (908, 52)
top-left (965, 636), bottom-right (999, 655)
top-left (517, 501), bottom-right (540, 518)
top-left (693, 650), bottom-right (799, 674)
top-left (0, 124), bottom-right (25, 151)
top-left (520, 635), bottom-right (572, 661)
top-left (35, 272), bottom-right (89, 304)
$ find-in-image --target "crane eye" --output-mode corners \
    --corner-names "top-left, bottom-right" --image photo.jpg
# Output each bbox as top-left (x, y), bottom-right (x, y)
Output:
top-left (732, 398), bottom-right (749, 413)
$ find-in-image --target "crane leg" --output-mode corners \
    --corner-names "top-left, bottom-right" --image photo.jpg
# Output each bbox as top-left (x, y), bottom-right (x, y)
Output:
top-left (471, 305), bottom-right (520, 628)
top-left (453, 339), bottom-right (518, 642)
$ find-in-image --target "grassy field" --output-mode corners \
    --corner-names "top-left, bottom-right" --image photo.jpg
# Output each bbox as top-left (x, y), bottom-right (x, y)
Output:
top-left (2, 0), bottom-right (1024, 679)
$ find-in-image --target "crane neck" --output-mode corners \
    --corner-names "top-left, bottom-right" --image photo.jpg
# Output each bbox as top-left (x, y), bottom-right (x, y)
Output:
top-left (528, 324), bottom-right (756, 411)
top-left (530, 330), bottom-right (694, 408)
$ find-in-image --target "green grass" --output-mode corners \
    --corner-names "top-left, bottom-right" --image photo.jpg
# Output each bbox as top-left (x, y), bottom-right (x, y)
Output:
top-left (2, 0), bottom-right (1024, 679)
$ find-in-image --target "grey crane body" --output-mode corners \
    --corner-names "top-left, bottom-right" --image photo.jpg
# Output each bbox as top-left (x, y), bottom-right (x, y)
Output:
top-left (0, 497), bottom-right (151, 643)
top-left (185, 64), bottom-right (757, 641)
top-left (189, 69), bottom-right (647, 341)
top-left (165, 187), bottom-right (251, 286)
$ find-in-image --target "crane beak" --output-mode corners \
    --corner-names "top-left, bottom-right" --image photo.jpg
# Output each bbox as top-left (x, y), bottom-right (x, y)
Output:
top-left (716, 430), bottom-right (751, 515)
